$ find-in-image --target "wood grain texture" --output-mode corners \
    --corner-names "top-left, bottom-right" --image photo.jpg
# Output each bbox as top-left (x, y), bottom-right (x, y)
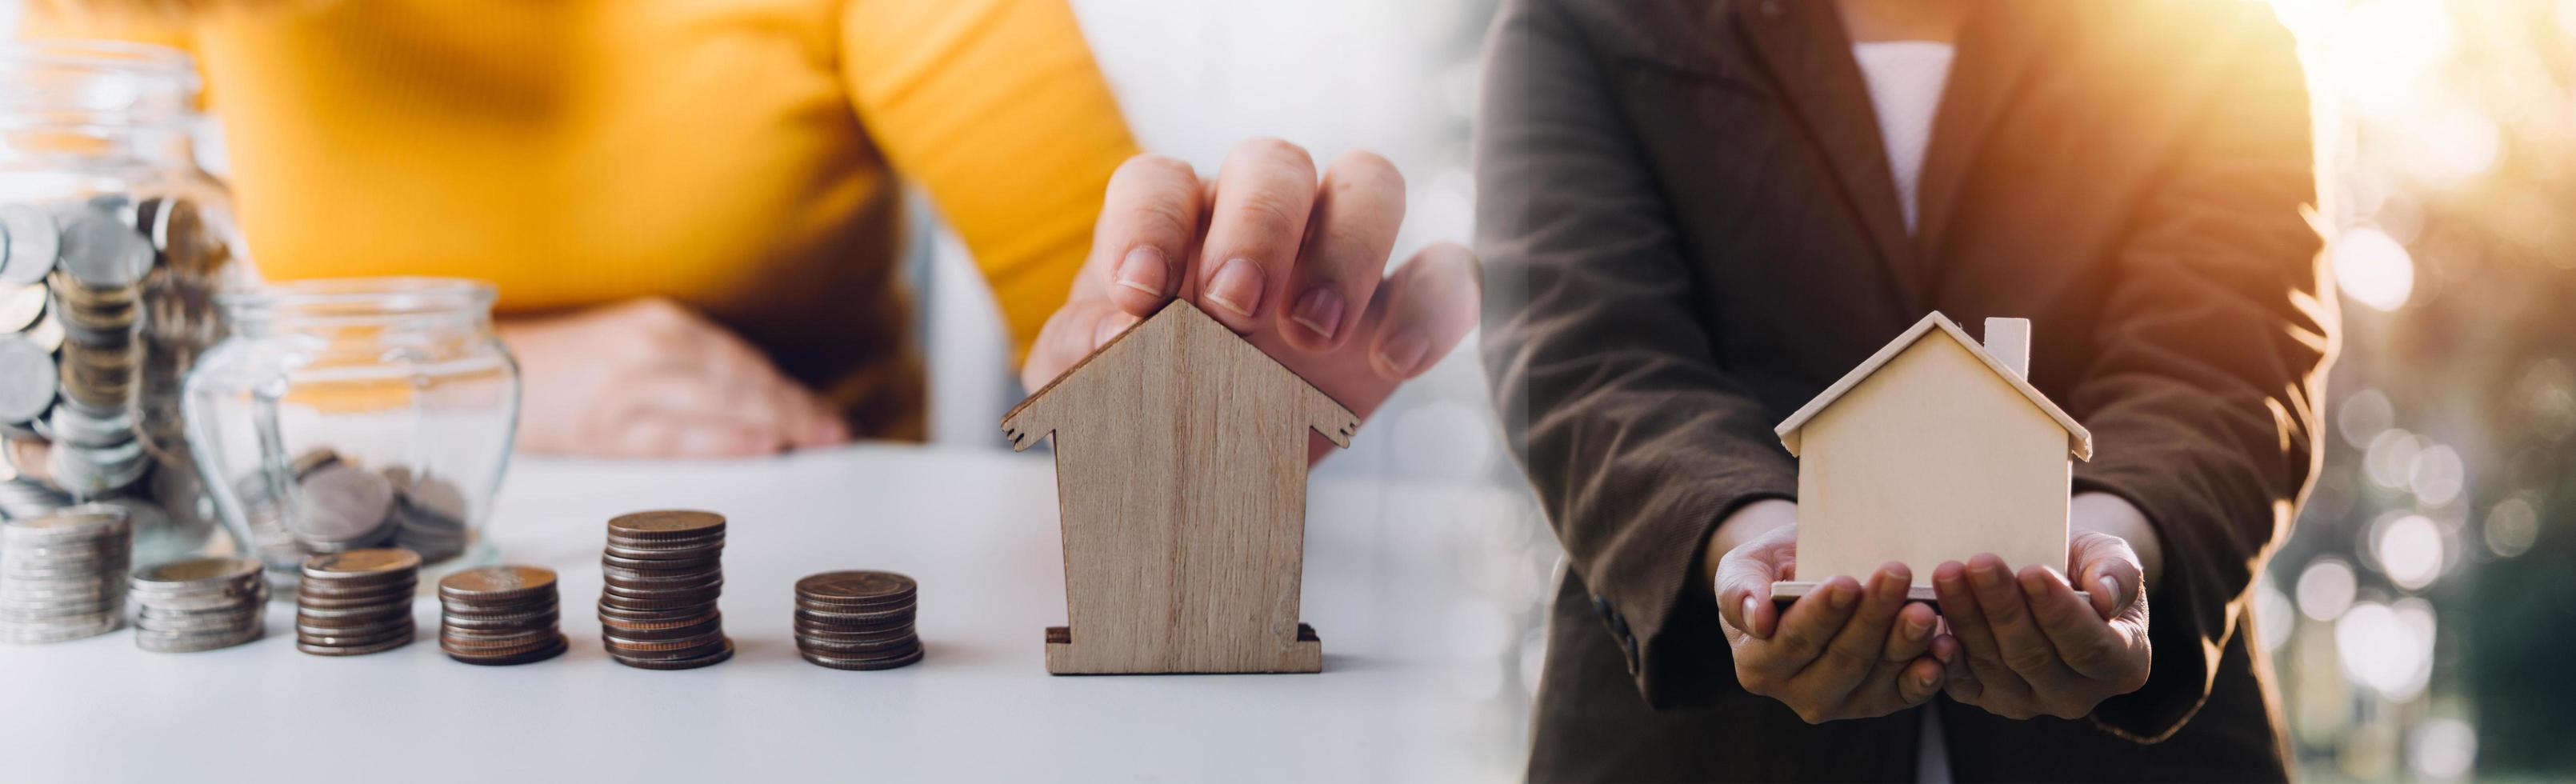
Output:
top-left (1004, 301), bottom-right (1356, 674)
top-left (1781, 326), bottom-right (2074, 592)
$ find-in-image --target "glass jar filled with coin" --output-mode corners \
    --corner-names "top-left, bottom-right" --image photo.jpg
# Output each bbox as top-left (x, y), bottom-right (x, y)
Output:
top-left (0, 41), bottom-right (252, 566)
top-left (183, 278), bottom-right (519, 586)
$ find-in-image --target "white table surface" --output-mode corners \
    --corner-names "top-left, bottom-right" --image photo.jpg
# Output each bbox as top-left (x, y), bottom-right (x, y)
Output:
top-left (0, 443), bottom-right (1546, 782)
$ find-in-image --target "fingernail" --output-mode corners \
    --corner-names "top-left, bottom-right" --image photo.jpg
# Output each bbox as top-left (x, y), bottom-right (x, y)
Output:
top-left (1830, 583), bottom-right (1858, 610)
top-left (1934, 642), bottom-right (1954, 665)
top-left (1741, 597), bottom-right (1759, 629)
top-left (1374, 331), bottom-right (1431, 378)
top-left (1290, 288), bottom-right (1344, 341)
top-left (2020, 574), bottom-right (2047, 601)
top-left (1915, 671), bottom-right (1938, 690)
top-left (1204, 258), bottom-right (1266, 318)
top-left (1114, 246), bottom-right (1169, 298)
top-left (2099, 576), bottom-right (2119, 598)
top-left (1906, 614), bottom-right (1932, 640)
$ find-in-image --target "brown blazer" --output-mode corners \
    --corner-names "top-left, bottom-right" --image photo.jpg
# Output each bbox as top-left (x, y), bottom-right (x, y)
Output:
top-left (1474, 0), bottom-right (2336, 781)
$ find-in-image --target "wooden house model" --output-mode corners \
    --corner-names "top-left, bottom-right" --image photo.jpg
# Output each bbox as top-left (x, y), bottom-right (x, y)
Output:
top-left (1002, 300), bottom-right (1358, 674)
top-left (1770, 313), bottom-right (2094, 600)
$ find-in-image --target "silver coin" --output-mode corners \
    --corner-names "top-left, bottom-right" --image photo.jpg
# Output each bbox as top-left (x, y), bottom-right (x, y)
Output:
top-left (55, 209), bottom-right (150, 289)
top-left (47, 438), bottom-right (149, 495)
top-left (2, 505), bottom-right (130, 539)
top-left (137, 626), bottom-right (262, 653)
top-left (293, 466), bottom-right (395, 544)
top-left (0, 338), bottom-right (51, 425)
top-left (19, 311), bottom-right (60, 354)
top-left (0, 617), bottom-right (121, 643)
top-left (43, 406), bottom-right (132, 449)
top-left (131, 556), bottom-right (262, 590)
top-left (0, 206), bottom-right (58, 286)
top-left (0, 282), bottom-right (43, 333)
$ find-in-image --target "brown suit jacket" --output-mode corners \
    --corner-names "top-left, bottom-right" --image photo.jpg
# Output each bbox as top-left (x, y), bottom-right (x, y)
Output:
top-left (1474, 0), bottom-right (2336, 781)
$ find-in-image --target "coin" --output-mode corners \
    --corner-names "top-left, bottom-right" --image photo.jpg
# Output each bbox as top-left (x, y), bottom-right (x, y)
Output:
top-left (598, 510), bottom-right (728, 670)
top-left (0, 283), bottom-right (43, 333)
top-left (293, 465), bottom-right (395, 546)
top-left (800, 644), bottom-right (925, 672)
top-left (295, 547), bottom-right (419, 657)
top-left (438, 562), bottom-right (563, 666)
top-left (303, 548), bottom-right (422, 578)
top-left (438, 565), bottom-right (554, 603)
top-left (0, 338), bottom-right (56, 423)
top-left (795, 570), bottom-right (917, 604)
top-left (0, 505), bottom-right (131, 643)
top-left (791, 569), bottom-right (922, 671)
top-left (606, 510), bottom-right (726, 539)
top-left (0, 206), bottom-right (58, 286)
top-left (55, 208), bottom-right (150, 289)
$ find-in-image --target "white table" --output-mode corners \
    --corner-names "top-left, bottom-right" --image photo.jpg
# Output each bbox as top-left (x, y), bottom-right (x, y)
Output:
top-left (0, 444), bottom-right (1548, 782)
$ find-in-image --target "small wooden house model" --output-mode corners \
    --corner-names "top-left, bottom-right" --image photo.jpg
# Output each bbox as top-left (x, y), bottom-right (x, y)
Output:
top-left (1002, 300), bottom-right (1358, 674)
top-left (1771, 313), bottom-right (2094, 600)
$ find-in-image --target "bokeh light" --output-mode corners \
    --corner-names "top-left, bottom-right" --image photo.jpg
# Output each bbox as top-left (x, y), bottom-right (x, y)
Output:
top-left (2332, 226), bottom-right (2416, 311)
top-left (2482, 498), bottom-right (2539, 558)
top-left (2297, 558), bottom-right (2359, 621)
top-left (2337, 600), bottom-right (2434, 701)
top-left (2374, 514), bottom-right (2446, 590)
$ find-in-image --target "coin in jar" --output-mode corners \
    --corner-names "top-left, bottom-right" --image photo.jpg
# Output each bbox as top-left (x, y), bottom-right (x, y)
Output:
top-left (0, 205), bottom-right (57, 286)
top-left (0, 337), bottom-right (56, 423)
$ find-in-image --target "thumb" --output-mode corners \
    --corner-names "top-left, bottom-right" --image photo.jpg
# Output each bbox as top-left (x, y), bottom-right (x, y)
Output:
top-left (2070, 532), bottom-right (2143, 620)
top-left (1714, 554), bottom-right (1781, 639)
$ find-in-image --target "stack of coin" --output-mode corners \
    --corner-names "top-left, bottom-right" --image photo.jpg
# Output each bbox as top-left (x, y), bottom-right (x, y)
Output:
top-left (598, 510), bottom-right (731, 670)
top-left (793, 570), bottom-right (923, 670)
top-left (438, 565), bottom-right (566, 666)
top-left (294, 548), bottom-right (418, 656)
top-left (0, 505), bottom-right (131, 643)
top-left (129, 557), bottom-right (266, 652)
top-left (40, 199), bottom-right (153, 498)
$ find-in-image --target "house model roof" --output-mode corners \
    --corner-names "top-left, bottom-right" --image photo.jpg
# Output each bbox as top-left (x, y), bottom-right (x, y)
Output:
top-left (1773, 312), bottom-right (2094, 461)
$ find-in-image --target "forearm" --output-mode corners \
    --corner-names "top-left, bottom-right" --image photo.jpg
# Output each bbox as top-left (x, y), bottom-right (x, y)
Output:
top-left (1696, 498), bottom-right (1796, 594)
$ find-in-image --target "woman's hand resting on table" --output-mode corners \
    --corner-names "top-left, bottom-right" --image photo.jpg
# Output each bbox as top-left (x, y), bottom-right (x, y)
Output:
top-left (1020, 141), bottom-right (1482, 459)
top-left (500, 298), bottom-right (850, 458)
top-left (1706, 494), bottom-right (2163, 723)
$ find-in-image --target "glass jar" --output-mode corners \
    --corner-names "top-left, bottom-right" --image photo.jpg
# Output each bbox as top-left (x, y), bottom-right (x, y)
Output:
top-left (0, 40), bottom-right (251, 566)
top-left (182, 278), bottom-right (519, 586)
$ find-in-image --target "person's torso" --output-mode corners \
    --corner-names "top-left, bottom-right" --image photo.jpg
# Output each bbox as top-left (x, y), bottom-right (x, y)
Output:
top-left (182, 0), bottom-right (918, 428)
top-left (1526, 0), bottom-right (2296, 779)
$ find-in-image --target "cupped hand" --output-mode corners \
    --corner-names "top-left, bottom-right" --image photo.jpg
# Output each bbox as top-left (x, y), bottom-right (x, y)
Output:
top-left (1930, 530), bottom-right (2152, 720)
top-left (500, 298), bottom-right (850, 458)
top-left (1711, 514), bottom-right (1946, 724)
top-left (1021, 141), bottom-right (1482, 458)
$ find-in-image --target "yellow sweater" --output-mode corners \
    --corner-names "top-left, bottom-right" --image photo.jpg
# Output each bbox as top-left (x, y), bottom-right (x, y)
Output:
top-left (30, 0), bottom-right (1140, 438)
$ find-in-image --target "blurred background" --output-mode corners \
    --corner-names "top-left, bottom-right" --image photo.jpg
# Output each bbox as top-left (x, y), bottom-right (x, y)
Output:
top-left (5, 0), bottom-right (2571, 780)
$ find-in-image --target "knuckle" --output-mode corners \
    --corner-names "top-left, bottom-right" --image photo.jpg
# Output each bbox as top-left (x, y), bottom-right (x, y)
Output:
top-left (1794, 706), bottom-right (1830, 726)
top-left (1234, 137), bottom-right (1316, 174)
top-left (1128, 198), bottom-right (1197, 246)
top-left (2002, 646), bottom-right (2056, 674)
top-left (1326, 150), bottom-right (1403, 190)
top-left (1118, 153), bottom-right (1198, 182)
top-left (1227, 190), bottom-right (1310, 242)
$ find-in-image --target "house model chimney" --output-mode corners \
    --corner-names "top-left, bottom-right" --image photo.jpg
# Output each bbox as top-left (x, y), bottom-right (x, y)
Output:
top-left (1985, 318), bottom-right (2030, 378)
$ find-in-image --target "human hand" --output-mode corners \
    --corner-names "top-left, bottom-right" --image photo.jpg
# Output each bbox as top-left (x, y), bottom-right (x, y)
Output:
top-left (1930, 494), bottom-right (2157, 720)
top-left (499, 298), bottom-right (849, 458)
top-left (1709, 502), bottom-right (1946, 723)
top-left (1021, 141), bottom-right (1482, 459)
